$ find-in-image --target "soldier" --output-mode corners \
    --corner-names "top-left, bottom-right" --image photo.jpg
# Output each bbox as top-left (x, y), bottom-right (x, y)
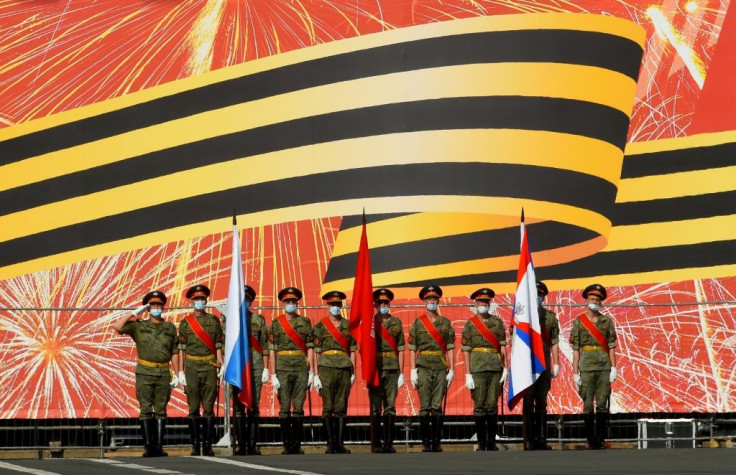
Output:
top-left (231, 285), bottom-right (270, 455)
top-left (178, 284), bottom-right (224, 456)
top-left (409, 285), bottom-right (455, 452)
top-left (113, 291), bottom-right (179, 457)
top-left (522, 281), bottom-right (560, 450)
top-left (369, 288), bottom-right (405, 454)
top-left (461, 288), bottom-right (507, 451)
top-left (269, 287), bottom-right (315, 455)
top-left (570, 283), bottom-right (617, 449)
top-left (313, 290), bottom-right (357, 454)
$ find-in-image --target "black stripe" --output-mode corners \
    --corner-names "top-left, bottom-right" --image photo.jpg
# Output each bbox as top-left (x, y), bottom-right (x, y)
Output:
top-left (0, 97), bottom-right (627, 215)
top-left (0, 163), bottom-right (613, 268)
top-left (339, 213), bottom-right (416, 229)
top-left (612, 190), bottom-right (736, 226)
top-left (323, 221), bottom-right (596, 283)
top-left (0, 29), bottom-right (642, 166)
top-left (393, 240), bottom-right (736, 287)
top-left (621, 141), bottom-right (736, 178)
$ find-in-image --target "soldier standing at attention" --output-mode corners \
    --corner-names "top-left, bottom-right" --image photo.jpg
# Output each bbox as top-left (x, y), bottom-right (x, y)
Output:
top-left (570, 284), bottom-right (617, 449)
top-left (269, 287), bottom-right (315, 455)
top-left (231, 285), bottom-right (270, 455)
top-left (409, 285), bottom-right (455, 452)
top-left (522, 281), bottom-right (560, 450)
top-left (178, 284), bottom-right (224, 456)
top-left (313, 290), bottom-right (357, 454)
top-left (461, 288), bottom-right (507, 451)
top-left (113, 291), bottom-right (179, 457)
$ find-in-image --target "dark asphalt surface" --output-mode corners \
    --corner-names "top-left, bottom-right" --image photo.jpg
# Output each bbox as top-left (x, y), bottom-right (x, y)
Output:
top-left (0, 449), bottom-right (733, 474)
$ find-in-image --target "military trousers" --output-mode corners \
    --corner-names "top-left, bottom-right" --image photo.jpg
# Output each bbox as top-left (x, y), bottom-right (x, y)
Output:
top-left (277, 369), bottom-right (308, 418)
top-left (233, 367), bottom-right (264, 417)
top-left (523, 370), bottom-right (551, 415)
top-left (369, 370), bottom-right (399, 416)
top-left (319, 366), bottom-right (351, 417)
top-left (184, 364), bottom-right (218, 418)
top-left (470, 371), bottom-right (502, 416)
top-left (417, 367), bottom-right (447, 416)
top-left (135, 371), bottom-right (171, 419)
top-left (579, 370), bottom-right (611, 414)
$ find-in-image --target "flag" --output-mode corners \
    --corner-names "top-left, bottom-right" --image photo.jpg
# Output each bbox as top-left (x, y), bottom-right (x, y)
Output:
top-left (223, 215), bottom-right (254, 408)
top-left (507, 210), bottom-right (547, 410)
top-left (348, 212), bottom-right (380, 387)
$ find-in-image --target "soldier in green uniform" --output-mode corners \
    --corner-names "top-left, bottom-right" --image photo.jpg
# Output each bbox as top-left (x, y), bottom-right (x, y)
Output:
top-left (461, 288), bottom-right (507, 451)
top-left (113, 291), bottom-right (179, 457)
top-left (313, 290), bottom-right (357, 454)
top-left (522, 281), bottom-right (560, 450)
top-left (369, 288), bottom-right (405, 454)
top-left (230, 285), bottom-right (270, 455)
top-left (269, 287), bottom-right (315, 455)
top-left (570, 283), bottom-right (617, 449)
top-left (178, 284), bottom-right (224, 456)
top-left (409, 285), bottom-right (455, 452)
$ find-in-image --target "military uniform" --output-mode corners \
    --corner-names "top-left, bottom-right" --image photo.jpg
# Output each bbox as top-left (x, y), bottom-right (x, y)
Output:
top-left (369, 288), bottom-right (405, 453)
top-left (570, 283), bottom-right (617, 449)
top-left (116, 290), bottom-right (177, 457)
top-left (522, 281), bottom-right (560, 450)
top-left (314, 290), bottom-right (357, 454)
top-left (179, 284), bottom-right (223, 456)
top-left (232, 285), bottom-right (269, 455)
top-left (269, 287), bottom-right (313, 454)
top-left (462, 288), bottom-right (506, 451)
top-left (409, 285), bottom-right (455, 452)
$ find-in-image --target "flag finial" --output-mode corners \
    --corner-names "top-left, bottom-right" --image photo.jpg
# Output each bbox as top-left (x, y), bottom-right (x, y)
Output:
top-left (362, 207), bottom-right (366, 225)
top-left (521, 207), bottom-right (525, 223)
top-left (232, 208), bottom-right (237, 225)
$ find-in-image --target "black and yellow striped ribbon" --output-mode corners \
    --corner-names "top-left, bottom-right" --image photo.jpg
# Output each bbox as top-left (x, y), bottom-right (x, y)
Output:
top-left (0, 14), bottom-right (644, 280)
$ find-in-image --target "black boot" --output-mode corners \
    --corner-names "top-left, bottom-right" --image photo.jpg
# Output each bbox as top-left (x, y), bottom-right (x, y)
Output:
top-left (248, 415), bottom-right (261, 455)
top-left (431, 413), bottom-right (443, 452)
top-left (140, 419), bottom-right (155, 457)
top-left (595, 412), bottom-right (608, 450)
top-left (336, 416), bottom-right (351, 454)
top-left (323, 417), bottom-right (336, 454)
top-left (291, 417), bottom-right (305, 454)
top-left (537, 411), bottom-right (551, 450)
top-left (370, 415), bottom-right (383, 453)
top-left (202, 417), bottom-right (216, 456)
top-left (382, 415), bottom-right (396, 453)
top-left (280, 418), bottom-right (292, 454)
top-left (486, 415), bottom-right (499, 451)
top-left (474, 416), bottom-right (487, 451)
top-left (419, 416), bottom-right (432, 452)
top-left (584, 413), bottom-right (597, 449)
top-left (154, 419), bottom-right (168, 456)
top-left (234, 416), bottom-right (248, 455)
top-left (523, 411), bottom-right (536, 450)
top-left (188, 418), bottom-right (201, 456)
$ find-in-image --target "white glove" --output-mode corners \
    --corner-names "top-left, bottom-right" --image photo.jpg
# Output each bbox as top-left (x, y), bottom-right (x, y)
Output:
top-left (500, 368), bottom-right (509, 384)
top-left (217, 366), bottom-right (223, 379)
top-left (350, 374), bottom-right (356, 386)
top-left (410, 368), bottom-right (419, 388)
top-left (216, 303), bottom-right (227, 315)
top-left (397, 373), bottom-right (405, 389)
top-left (552, 364), bottom-right (560, 378)
top-left (308, 371), bottom-right (315, 390)
top-left (573, 373), bottom-right (582, 388)
top-left (465, 373), bottom-right (475, 390)
top-left (445, 369), bottom-right (455, 387)
top-left (609, 367), bottom-right (617, 383)
top-left (313, 375), bottom-right (323, 391)
top-left (261, 368), bottom-right (269, 383)
top-left (132, 304), bottom-right (149, 316)
top-left (178, 370), bottom-right (187, 387)
top-left (271, 374), bottom-right (280, 392)
top-left (170, 373), bottom-right (179, 388)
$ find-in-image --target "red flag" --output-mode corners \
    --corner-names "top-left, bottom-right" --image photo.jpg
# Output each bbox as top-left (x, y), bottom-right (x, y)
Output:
top-left (348, 213), bottom-right (379, 387)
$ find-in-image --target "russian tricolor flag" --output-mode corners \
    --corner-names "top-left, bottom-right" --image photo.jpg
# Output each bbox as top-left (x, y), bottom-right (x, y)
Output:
top-left (507, 210), bottom-right (547, 410)
top-left (223, 217), bottom-right (254, 408)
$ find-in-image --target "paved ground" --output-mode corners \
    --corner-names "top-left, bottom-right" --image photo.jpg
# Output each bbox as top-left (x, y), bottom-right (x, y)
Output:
top-left (0, 448), bottom-right (733, 474)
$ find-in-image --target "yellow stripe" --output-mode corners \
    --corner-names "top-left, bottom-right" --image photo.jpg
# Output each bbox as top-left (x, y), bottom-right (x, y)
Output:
top-left (624, 129), bottom-right (736, 155)
top-left (604, 216), bottom-right (736, 252)
top-left (616, 166), bottom-right (736, 203)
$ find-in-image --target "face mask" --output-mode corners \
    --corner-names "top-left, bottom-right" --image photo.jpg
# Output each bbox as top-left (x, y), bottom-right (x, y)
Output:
top-left (426, 303), bottom-right (438, 312)
top-left (379, 307), bottom-right (390, 315)
top-left (588, 303), bottom-right (601, 312)
top-left (149, 308), bottom-right (163, 318)
top-left (537, 296), bottom-right (544, 306)
top-left (285, 304), bottom-right (297, 314)
top-left (329, 306), bottom-right (342, 316)
top-left (194, 300), bottom-right (206, 311)
top-left (476, 305), bottom-right (489, 315)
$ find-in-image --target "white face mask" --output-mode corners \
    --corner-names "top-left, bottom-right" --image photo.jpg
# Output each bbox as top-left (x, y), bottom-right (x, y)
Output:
top-left (476, 305), bottom-right (489, 315)
top-left (426, 303), bottom-right (438, 313)
top-left (329, 306), bottom-right (342, 316)
top-left (285, 303), bottom-right (297, 314)
top-left (537, 296), bottom-right (544, 306)
top-left (588, 303), bottom-right (601, 312)
top-left (149, 308), bottom-right (163, 318)
top-left (379, 307), bottom-right (390, 315)
top-left (193, 300), bottom-right (206, 311)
